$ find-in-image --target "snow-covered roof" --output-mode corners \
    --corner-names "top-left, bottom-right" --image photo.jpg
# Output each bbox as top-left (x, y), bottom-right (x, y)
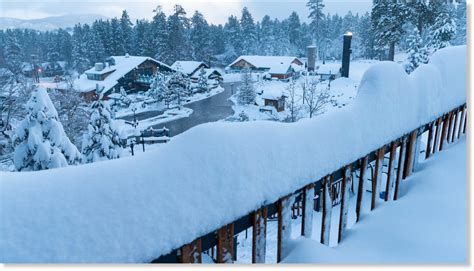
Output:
top-left (261, 88), bottom-right (287, 100)
top-left (171, 61), bottom-right (208, 76)
top-left (317, 63), bottom-right (341, 75)
top-left (22, 61), bottom-right (67, 72)
top-left (228, 56), bottom-right (303, 75)
top-left (74, 56), bottom-right (173, 94)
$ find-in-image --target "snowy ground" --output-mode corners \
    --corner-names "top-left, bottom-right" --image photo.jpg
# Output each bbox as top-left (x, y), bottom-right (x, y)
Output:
top-left (228, 59), bottom-right (375, 122)
top-left (233, 137), bottom-right (466, 264)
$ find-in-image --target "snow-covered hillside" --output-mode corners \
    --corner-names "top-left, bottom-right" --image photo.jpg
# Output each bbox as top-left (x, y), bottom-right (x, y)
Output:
top-left (0, 14), bottom-right (108, 31)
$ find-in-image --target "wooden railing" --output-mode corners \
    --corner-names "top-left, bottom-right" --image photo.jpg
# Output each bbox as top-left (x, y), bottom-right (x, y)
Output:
top-left (152, 103), bottom-right (467, 264)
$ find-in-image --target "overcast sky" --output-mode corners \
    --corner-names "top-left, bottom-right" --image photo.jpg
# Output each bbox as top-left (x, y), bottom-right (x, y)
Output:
top-left (0, 0), bottom-right (372, 24)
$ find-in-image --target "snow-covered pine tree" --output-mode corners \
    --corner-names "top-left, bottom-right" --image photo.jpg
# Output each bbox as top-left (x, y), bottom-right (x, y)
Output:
top-left (12, 87), bottom-right (81, 171)
top-left (151, 6), bottom-right (169, 60)
top-left (148, 70), bottom-right (168, 101)
top-left (3, 31), bottom-right (25, 76)
top-left (237, 68), bottom-right (256, 105)
top-left (405, 28), bottom-right (429, 74)
top-left (81, 92), bottom-right (123, 163)
top-left (196, 68), bottom-right (208, 93)
top-left (164, 5), bottom-right (190, 64)
top-left (240, 7), bottom-right (257, 55)
top-left (191, 11), bottom-right (212, 62)
top-left (120, 10), bottom-right (134, 55)
top-left (429, 3), bottom-right (456, 51)
top-left (307, 0), bottom-right (325, 45)
top-left (72, 24), bottom-right (91, 73)
top-left (167, 66), bottom-right (190, 106)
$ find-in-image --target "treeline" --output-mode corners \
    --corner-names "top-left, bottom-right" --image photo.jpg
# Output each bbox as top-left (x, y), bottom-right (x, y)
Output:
top-left (0, 1), bottom-right (467, 74)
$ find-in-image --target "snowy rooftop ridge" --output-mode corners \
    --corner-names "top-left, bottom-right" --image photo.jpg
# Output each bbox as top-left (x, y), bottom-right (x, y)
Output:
top-left (0, 46), bottom-right (466, 263)
top-left (171, 61), bottom-right (208, 76)
top-left (74, 55), bottom-right (173, 93)
top-left (227, 55), bottom-right (303, 74)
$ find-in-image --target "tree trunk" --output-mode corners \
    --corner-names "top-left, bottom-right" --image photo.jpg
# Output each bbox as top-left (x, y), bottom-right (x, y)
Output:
top-left (388, 42), bottom-right (395, 61)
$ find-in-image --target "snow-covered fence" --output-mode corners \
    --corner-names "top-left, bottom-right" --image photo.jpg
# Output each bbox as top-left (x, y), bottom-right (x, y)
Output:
top-left (0, 46), bottom-right (466, 264)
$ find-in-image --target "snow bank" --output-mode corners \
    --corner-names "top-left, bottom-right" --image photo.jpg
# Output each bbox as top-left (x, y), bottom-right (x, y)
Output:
top-left (0, 46), bottom-right (466, 263)
top-left (283, 139), bottom-right (466, 263)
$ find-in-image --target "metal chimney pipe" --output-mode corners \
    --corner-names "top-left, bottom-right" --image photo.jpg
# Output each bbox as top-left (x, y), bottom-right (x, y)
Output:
top-left (341, 32), bottom-right (352, 78)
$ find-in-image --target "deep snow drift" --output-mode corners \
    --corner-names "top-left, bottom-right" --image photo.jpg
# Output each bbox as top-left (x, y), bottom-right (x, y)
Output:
top-left (0, 46), bottom-right (467, 263)
top-left (283, 138), bottom-right (467, 264)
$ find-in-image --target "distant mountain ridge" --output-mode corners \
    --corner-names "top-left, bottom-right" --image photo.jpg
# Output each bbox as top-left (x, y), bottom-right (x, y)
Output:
top-left (0, 14), bottom-right (109, 31)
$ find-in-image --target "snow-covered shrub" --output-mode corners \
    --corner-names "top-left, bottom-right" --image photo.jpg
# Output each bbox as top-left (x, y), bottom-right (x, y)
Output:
top-left (238, 111), bottom-right (250, 122)
top-left (81, 96), bottom-right (123, 163)
top-left (12, 87), bottom-right (81, 171)
top-left (237, 68), bottom-right (256, 105)
top-left (196, 68), bottom-right (209, 93)
top-left (405, 28), bottom-right (429, 74)
top-left (148, 71), bottom-right (168, 102)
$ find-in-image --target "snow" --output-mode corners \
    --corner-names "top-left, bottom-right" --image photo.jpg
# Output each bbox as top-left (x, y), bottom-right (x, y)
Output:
top-left (74, 56), bottom-right (172, 94)
top-left (282, 138), bottom-right (466, 264)
top-left (0, 46), bottom-right (466, 263)
top-left (227, 55), bottom-right (303, 75)
top-left (316, 62), bottom-right (341, 75)
top-left (171, 61), bottom-right (207, 76)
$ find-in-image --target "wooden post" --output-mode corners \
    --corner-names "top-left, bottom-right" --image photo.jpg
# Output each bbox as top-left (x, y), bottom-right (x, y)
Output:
top-left (458, 107), bottom-right (466, 139)
top-left (338, 165), bottom-right (352, 244)
top-left (433, 117), bottom-right (442, 154)
top-left (371, 147), bottom-right (385, 210)
top-left (320, 175), bottom-right (333, 245)
top-left (412, 128), bottom-right (422, 172)
top-left (277, 195), bottom-right (292, 263)
top-left (425, 121), bottom-right (434, 159)
top-left (403, 130), bottom-right (417, 179)
top-left (217, 224), bottom-right (234, 263)
top-left (301, 184), bottom-right (315, 238)
top-left (451, 109), bottom-right (459, 143)
top-left (385, 141), bottom-right (398, 201)
top-left (394, 136), bottom-right (407, 201)
top-left (180, 239), bottom-right (202, 263)
top-left (355, 156), bottom-right (368, 222)
top-left (463, 108), bottom-right (467, 134)
top-left (446, 112), bottom-right (454, 145)
top-left (252, 207), bottom-right (267, 264)
top-left (439, 114), bottom-right (449, 151)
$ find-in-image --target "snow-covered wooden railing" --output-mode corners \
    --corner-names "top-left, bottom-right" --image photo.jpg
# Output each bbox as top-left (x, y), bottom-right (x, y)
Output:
top-left (152, 103), bottom-right (467, 263)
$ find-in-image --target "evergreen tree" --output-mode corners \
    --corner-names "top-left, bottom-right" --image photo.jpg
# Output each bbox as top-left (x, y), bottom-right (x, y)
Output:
top-left (240, 7), bottom-right (257, 55)
top-left (167, 66), bottom-right (191, 106)
top-left (12, 87), bottom-right (81, 171)
top-left (110, 18), bottom-right (125, 55)
top-left (405, 28), bottom-right (429, 74)
top-left (237, 69), bottom-right (256, 105)
top-left (164, 5), bottom-right (190, 64)
top-left (224, 15), bottom-right (242, 61)
top-left (84, 24), bottom-right (105, 64)
top-left (429, 3), bottom-right (456, 50)
top-left (120, 10), bottom-right (134, 55)
top-left (191, 11), bottom-right (212, 62)
top-left (196, 68), bottom-right (208, 93)
top-left (71, 24), bottom-right (91, 73)
top-left (452, 1), bottom-right (466, 46)
top-left (3, 31), bottom-right (24, 75)
top-left (307, 0), bottom-right (325, 45)
top-left (372, 0), bottom-right (409, 61)
top-left (147, 70), bottom-right (168, 102)
top-left (82, 93), bottom-right (123, 163)
top-left (259, 15), bottom-right (276, 56)
top-left (151, 6), bottom-right (169, 60)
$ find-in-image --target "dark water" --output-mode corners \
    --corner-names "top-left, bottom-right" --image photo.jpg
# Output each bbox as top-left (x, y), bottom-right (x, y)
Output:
top-left (151, 83), bottom-right (237, 137)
